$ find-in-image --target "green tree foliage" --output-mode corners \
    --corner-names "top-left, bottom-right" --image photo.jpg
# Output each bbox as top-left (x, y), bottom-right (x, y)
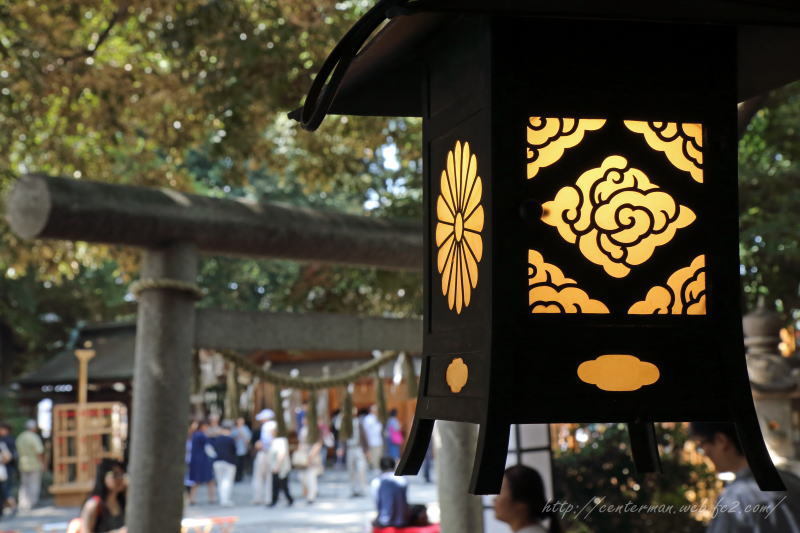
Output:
top-left (739, 81), bottom-right (800, 319)
top-left (0, 260), bottom-right (134, 376)
top-left (2, 0), bottom-right (800, 370)
top-left (553, 424), bottom-right (720, 533)
top-left (0, 1), bottom-right (422, 370)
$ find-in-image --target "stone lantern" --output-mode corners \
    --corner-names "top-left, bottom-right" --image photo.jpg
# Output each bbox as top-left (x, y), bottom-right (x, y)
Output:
top-left (745, 300), bottom-right (799, 462)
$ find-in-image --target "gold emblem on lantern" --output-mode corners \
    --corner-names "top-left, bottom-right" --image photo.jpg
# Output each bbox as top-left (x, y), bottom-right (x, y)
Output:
top-left (446, 357), bottom-right (469, 393)
top-left (436, 141), bottom-right (484, 314)
top-left (577, 354), bottom-right (660, 391)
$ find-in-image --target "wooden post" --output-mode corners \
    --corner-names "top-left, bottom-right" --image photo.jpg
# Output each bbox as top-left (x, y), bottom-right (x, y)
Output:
top-left (125, 243), bottom-right (198, 533)
top-left (74, 346), bottom-right (96, 405)
top-left (73, 346), bottom-right (96, 488)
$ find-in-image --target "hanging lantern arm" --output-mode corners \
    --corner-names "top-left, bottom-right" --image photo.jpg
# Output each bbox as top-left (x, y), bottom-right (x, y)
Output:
top-left (292, 0), bottom-right (407, 131)
top-left (290, 0), bottom-right (542, 131)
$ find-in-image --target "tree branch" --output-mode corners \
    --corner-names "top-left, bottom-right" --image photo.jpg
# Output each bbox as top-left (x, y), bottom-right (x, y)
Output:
top-left (60, 7), bottom-right (127, 63)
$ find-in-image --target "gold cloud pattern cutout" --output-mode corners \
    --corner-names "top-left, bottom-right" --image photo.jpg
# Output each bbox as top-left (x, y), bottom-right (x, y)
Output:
top-left (528, 249), bottom-right (609, 314)
top-left (629, 255), bottom-right (707, 315)
top-left (541, 155), bottom-right (696, 278)
top-left (436, 140), bottom-right (484, 314)
top-left (624, 121), bottom-right (703, 183)
top-left (577, 354), bottom-right (660, 391)
top-left (527, 117), bottom-right (606, 179)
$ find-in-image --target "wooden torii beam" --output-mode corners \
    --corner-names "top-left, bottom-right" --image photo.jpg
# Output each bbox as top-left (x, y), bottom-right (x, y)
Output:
top-left (5, 174), bottom-right (422, 533)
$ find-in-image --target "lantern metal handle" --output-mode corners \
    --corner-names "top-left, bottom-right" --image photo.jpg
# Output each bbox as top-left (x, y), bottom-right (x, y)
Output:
top-left (291, 0), bottom-right (407, 131)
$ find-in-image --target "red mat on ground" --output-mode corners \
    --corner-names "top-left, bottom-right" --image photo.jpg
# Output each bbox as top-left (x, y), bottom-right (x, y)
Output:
top-left (372, 525), bottom-right (441, 533)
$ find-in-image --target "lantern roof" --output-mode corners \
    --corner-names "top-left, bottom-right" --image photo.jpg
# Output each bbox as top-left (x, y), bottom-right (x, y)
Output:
top-left (291, 1), bottom-right (800, 129)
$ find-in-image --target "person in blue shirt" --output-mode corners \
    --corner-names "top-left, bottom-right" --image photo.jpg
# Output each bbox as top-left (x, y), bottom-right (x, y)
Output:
top-left (690, 421), bottom-right (800, 533)
top-left (230, 417), bottom-right (252, 483)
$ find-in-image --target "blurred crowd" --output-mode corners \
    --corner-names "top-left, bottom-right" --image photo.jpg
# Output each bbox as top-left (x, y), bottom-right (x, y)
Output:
top-left (183, 403), bottom-right (433, 509)
top-left (0, 419), bottom-right (46, 519)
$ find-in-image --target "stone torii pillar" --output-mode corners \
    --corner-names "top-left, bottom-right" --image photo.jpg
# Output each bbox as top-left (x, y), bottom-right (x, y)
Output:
top-left (6, 174), bottom-right (422, 532)
top-left (127, 243), bottom-right (199, 532)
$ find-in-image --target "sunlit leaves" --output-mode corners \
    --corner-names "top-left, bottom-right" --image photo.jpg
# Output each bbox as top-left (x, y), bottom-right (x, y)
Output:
top-left (739, 81), bottom-right (800, 319)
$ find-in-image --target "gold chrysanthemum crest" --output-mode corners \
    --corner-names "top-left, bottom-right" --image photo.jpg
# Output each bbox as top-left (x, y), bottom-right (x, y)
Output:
top-left (436, 140), bottom-right (484, 314)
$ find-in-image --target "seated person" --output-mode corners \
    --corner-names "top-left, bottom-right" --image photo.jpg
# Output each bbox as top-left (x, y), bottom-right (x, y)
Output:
top-left (75, 458), bottom-right (128, 533)
top-left (371, 456), bottom-right (410, 528)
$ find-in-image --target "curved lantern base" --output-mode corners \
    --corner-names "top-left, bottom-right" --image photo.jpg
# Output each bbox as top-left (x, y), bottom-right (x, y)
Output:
top-left (398, 412), bottom-right (785, 495)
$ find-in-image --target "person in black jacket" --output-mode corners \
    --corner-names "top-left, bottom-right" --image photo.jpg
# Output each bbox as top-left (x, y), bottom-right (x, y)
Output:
top-left (211, 421), bottom-right (239, 507)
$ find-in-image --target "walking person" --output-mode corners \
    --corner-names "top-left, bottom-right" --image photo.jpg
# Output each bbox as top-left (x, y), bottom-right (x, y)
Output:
top-left (297, 423), bottom-right (324, 504)
top-left (16, 420), bottom-right (44, 512)
top-left (330, 409), bottom-right (345, 469)
top-left (75, 458), bottom-right (128, 533)
top-left (268, 426), bottom-right (293, 507)
top-left (421, 441), bottom-right (434, 484)
top-left (231, 417), bottom-right (251, 483)
top-left (187, 420), bottom-right (216, 505)
top-left (184, 421), bottom-right (197, 497)
top-left (206, 413), bottom-right (222, 437)
top-left (211, 421), bottom-right (238, 506)
top-left (251, 409), bottom-right (275, 505)
top-left (0, 422), bottom-right (17, 516)
top-left (0, 432), bottom-right (12, 518)
top-left (344, 407), bottom-right (368, 497)
top-left (384, 409), bottom-right (404, 461)
top-left (362, 406), bottom-right (384, 472)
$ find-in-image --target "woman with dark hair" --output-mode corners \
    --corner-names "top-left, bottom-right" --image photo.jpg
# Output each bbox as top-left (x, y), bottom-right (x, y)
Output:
top-left (77, 458), bottom-right (127, 533)
top-left (494, 465), bottom-right (560, 533)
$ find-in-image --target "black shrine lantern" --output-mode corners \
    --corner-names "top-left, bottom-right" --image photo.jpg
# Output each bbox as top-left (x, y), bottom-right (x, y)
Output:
top-left (292, 1), bottom-right (800, 494)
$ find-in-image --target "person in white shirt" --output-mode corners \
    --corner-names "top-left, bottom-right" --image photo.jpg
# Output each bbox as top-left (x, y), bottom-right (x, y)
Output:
top-left (494, 464), bottom-right (560, 533)
top-left (361, 406), bottom-right (384, 471)
top-left (251, 409), bottom-right (275, 505)
top-left (335, 407), bottom-right (368, 497)
top-left (268, 427), bottom-right (293, 507)
top-left (297, 424), bottom-right (324, 504)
